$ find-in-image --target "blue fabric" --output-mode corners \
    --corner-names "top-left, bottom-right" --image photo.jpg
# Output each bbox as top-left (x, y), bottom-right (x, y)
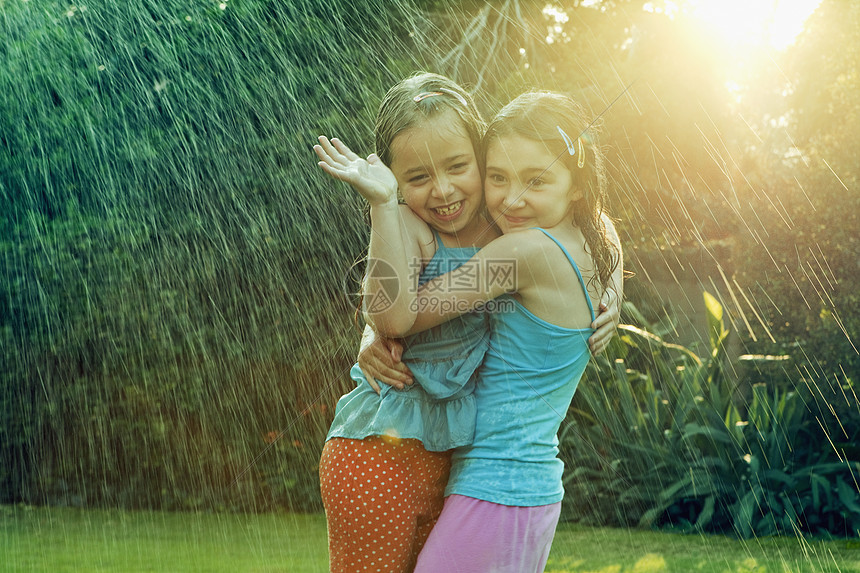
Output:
top-left (326, 232), bottom-right (490, 452)
top-left (446, 228), bottom-right (595, 506)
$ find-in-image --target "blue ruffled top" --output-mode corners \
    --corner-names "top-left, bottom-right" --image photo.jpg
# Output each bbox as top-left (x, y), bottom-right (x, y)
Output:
top-left (325, 231), bottom-right (489, 451)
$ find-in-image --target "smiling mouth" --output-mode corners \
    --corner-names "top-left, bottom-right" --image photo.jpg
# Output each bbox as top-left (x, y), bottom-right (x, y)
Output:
top-left (503, 214), bottom-right (529, 224)
top-left (433, 201), bottom-right (463, 217)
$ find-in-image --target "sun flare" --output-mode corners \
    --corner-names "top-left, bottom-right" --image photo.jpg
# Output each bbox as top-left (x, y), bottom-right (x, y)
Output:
top-left (688, 0), bottom-right (822, 50)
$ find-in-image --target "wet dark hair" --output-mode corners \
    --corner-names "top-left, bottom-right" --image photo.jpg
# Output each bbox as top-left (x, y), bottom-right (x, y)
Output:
top-left (375, 72), bottom-right (486, 168)
top-left (483, 91), bottom-right (619, 293)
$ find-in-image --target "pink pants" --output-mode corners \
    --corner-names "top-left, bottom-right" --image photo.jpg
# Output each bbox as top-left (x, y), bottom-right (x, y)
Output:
top-left (413, 494), bottom-right (562, 573)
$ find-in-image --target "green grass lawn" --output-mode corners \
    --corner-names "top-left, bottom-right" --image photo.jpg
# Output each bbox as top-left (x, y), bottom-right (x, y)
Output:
top-left (1, 505), bottom-right (858, 572)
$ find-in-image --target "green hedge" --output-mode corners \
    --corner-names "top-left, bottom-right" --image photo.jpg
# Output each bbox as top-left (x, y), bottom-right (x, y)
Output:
top-left (0, 0), bottom-right (427, 511)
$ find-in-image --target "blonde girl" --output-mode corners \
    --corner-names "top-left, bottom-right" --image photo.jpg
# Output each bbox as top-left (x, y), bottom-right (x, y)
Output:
top-left (315, 72), bottom-right (496, 573)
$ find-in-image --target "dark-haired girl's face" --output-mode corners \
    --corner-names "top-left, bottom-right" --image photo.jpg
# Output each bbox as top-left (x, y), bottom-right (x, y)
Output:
top-left (484, 134), bottom-right (581, 234)
top-left (389, 110), bottom-right (485, 243)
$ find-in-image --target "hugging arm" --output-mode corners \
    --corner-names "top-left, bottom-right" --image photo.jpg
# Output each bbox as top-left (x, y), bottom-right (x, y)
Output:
top-left (399, 233), bottom-right (526, 336)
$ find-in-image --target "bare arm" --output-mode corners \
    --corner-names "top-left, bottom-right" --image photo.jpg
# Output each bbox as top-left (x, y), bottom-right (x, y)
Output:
top-left (314, 136), bottom-right (419, 336)
top-left (397, 233), bottom-right (528, 336)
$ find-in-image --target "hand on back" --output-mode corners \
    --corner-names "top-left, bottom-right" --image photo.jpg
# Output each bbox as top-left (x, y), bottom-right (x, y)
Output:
top-left (589, 297), bottom-right (620, 355)
top-left (357, 327), bottom-right (413, 393)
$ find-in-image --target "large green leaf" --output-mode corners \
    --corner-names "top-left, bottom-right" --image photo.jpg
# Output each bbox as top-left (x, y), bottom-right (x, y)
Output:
top-left (703, 291), bottom-right (728, 356)
top-left (835, 477), bottom-right (860, 515)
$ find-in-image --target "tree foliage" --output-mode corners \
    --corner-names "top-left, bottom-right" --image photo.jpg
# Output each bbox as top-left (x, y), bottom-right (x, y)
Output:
top-left (0, 0), bottom-right (433, 509)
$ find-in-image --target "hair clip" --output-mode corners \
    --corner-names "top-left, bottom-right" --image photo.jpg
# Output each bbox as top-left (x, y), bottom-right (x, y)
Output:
top-left (557, 126), bottom-right (587, 168)
top-left (413, 89), bottom-right (469, 107)
top-left (413, 92), bottom-right (444, 102)
top-left (557, 125), bottom-right (576, 156)
top-left (437, 88), bottom-right (469, 107)
top-left (577, 137), bottom-right (586, 169)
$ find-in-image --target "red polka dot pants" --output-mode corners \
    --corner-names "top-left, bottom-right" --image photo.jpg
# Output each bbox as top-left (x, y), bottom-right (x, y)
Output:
top-left (319, 436), bottom-right (452, 573)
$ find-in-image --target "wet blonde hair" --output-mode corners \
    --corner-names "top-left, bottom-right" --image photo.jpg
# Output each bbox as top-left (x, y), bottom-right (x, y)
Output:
top-left (374, 72), bottom-right (485, 167)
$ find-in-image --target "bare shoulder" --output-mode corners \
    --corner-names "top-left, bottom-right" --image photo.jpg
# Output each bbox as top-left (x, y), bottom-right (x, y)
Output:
top-left (498, 228), bottom-right (597, 326)
top-left (484, 228), bottom-right (586, 259)
top-left (475, 229), bottom-right (586, 285)
top-left (517, 228), bottom-right (595, 280)
top-left (600, 213), bottom-right (622, 252)
top-left (478, 228), bottom-right (548, 259)
top-left (471, 229), bottom-right (604, 286)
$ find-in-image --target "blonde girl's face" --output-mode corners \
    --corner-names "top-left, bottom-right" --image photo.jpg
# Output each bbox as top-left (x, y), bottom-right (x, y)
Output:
top-left (388, 110), bottom-right (485, 243)
top-left (484, 134), bottom-right (582, 234)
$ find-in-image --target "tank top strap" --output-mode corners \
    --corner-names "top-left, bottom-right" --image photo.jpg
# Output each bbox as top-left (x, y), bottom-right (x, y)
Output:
top-left (532, 227), bottom-right (595, 323)
top-left (431, 228), bottom-right (444, 251)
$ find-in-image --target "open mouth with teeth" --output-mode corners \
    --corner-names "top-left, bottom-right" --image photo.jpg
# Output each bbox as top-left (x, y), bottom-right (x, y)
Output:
top-left (432, 200), bottom-right (463, 220)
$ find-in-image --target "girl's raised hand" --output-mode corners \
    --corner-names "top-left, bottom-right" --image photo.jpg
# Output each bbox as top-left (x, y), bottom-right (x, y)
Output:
top-left (314, 136), bottom-right (398, 206)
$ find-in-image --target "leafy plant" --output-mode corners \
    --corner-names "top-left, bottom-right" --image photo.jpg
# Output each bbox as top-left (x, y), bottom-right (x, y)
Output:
top-left (561, 293), bottom-right (860, 538)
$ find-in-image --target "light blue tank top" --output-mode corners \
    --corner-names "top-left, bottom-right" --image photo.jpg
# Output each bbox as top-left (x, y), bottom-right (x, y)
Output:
top-left (446, 228), bottom-right (595, 505)
top-left (326, 231), bottom-right (490, 451)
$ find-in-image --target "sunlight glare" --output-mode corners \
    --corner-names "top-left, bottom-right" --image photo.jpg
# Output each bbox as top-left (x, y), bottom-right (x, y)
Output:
top-left (689, 0), bottom-right (822, 50)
